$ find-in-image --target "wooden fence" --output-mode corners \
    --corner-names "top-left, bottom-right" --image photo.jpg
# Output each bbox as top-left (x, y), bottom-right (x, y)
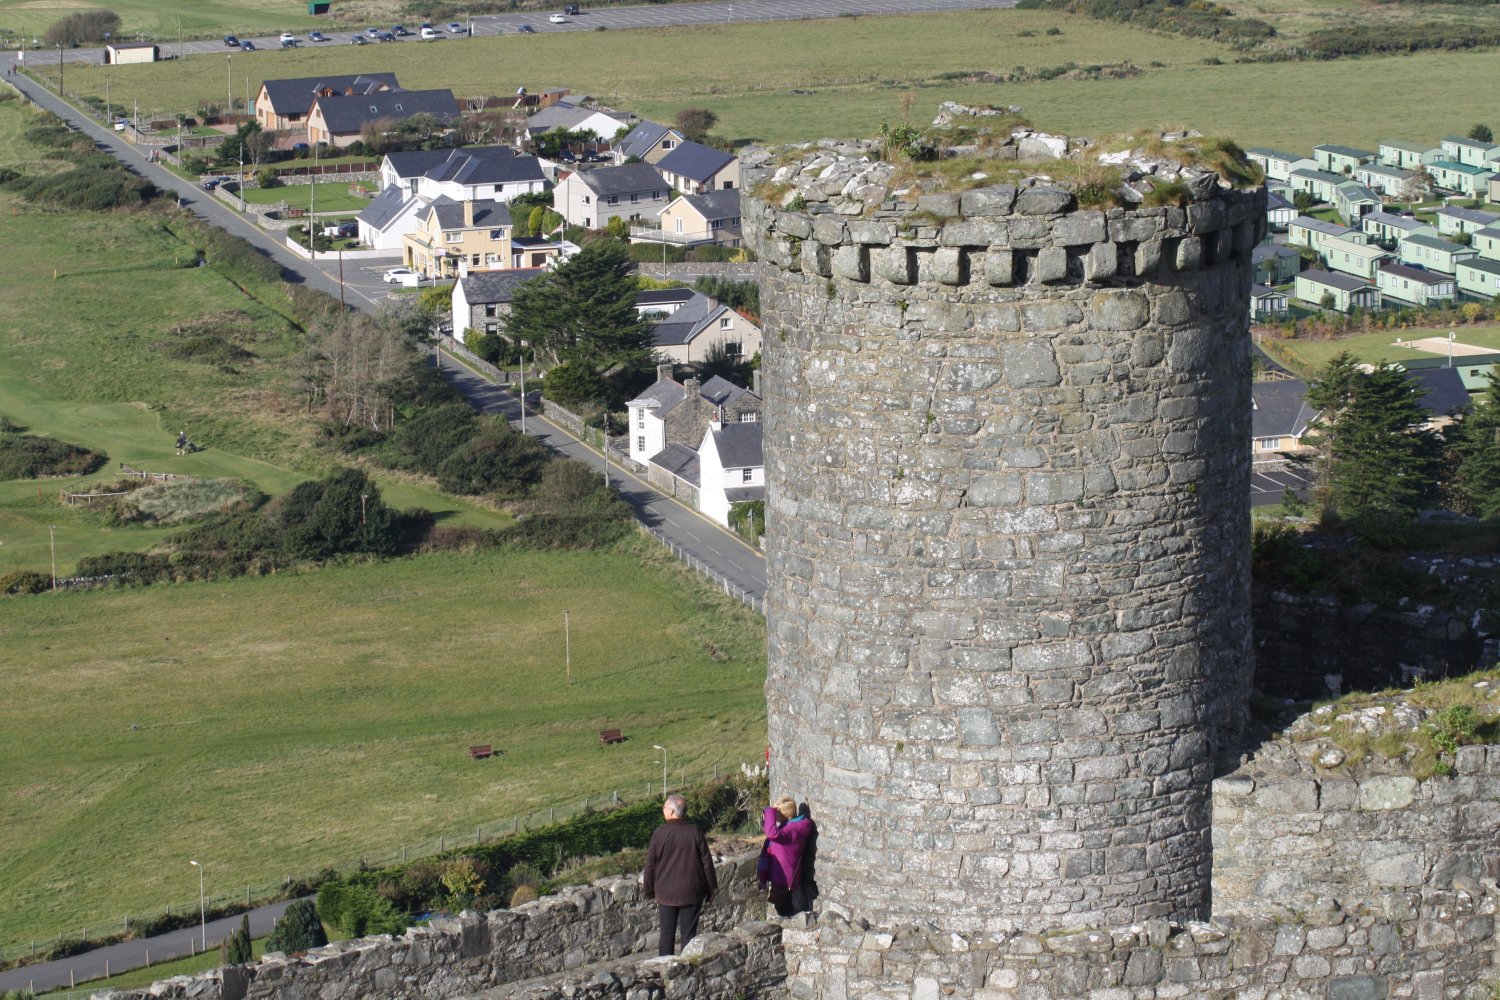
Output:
top-left (118, 464), bottom-right (181, 483)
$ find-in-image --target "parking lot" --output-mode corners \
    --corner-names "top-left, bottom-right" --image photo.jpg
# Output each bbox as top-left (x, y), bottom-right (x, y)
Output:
top-left (1251, 462), bottom-right (1313, 507)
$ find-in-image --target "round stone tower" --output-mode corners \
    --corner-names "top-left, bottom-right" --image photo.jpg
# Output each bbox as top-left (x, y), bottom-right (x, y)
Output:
top-left (746, 126), bottom-right (1263, 933)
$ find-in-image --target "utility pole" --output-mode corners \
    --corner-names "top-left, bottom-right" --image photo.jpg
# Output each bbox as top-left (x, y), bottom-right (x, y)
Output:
top-left (226, 54), bottom-right (231, 119)
top-left (56, 42), bottom-right (61, 95)
top-left (563, 610), bottom-right (571, 686)
top-left (308, 140), bottom-right (318, 259)
top-left (48, 525), bottom-right (56, 590)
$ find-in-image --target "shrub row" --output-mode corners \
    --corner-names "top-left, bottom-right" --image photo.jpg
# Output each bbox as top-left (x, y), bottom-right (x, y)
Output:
top-left (0, 427), bottom-right (106, 479)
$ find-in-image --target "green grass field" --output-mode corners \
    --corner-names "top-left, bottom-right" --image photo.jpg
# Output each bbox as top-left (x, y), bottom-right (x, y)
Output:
top-left (35, 9), bottom-right (1500, 152)
top-left (240, 182), bottom-right (370, 213)
top-left (0, 540), bottom-right (767, 950)
top-left (0, 0), bottom-right (327, 45)
top-left (1266, 325), bottom-right (1500, 375)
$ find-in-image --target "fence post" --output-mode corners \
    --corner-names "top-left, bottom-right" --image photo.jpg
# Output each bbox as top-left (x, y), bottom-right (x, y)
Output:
top-left (439, 835), bottom-right (444, 852)
top-left (246, 886), bottom-right (250, 906)
top-left (146, 950), bottom-right (150, 967)
top-left (403, 845), bottom-right (408, 861)
top-left (476, 826), bottom-right (482, 844)
top-left (549, 807), bottom-right (554, 823)
top-left (614, 790), bottom-right (619, 805)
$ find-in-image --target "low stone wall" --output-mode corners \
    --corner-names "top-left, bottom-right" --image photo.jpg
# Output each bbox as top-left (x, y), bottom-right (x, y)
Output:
top-left (780, 888), bottom-right (1497, 1000)
top-left (97, 854), bottom-right (765, 1000)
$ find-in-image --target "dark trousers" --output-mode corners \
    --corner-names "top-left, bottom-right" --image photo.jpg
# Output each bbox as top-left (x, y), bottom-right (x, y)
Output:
top-left (657, 900), bottom-right (703, 956)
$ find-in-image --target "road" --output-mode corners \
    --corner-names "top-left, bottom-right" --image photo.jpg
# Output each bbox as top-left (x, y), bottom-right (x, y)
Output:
top-left (0, 900), bottom-right (302, 995)
top-left (20, 0), bottom-right (1016, 61)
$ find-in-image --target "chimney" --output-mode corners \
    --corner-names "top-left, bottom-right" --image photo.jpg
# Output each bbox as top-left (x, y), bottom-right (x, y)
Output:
top-left (657, 362), bottom-right (674, 383)
top-left (463, 200), bottom-right (475, 227)
top-left (685, 376), bottom-right (701, 398)
top-left (752, 369), bottom-right (761, 397)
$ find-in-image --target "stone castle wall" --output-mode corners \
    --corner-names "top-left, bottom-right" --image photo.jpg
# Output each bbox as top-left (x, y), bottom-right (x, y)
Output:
top-left (746, 136), bottom-right (1262, 933)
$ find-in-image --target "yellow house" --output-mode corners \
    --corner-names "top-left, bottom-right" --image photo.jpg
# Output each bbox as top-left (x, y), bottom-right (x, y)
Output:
top-left (254, 74), bottom-right (400, 133)
top-left (403, 197), bottom-right (562, 279)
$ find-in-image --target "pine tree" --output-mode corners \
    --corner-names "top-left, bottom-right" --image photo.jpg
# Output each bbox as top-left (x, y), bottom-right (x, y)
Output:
top-left (1305, 353), bottom-right (1441, 519)
top-left (266, 898), bottom-right (327, 955)
top-left (1449, 367), bottom-right (1500, 516)
top-left (219, 913), bottom-right (252, 965)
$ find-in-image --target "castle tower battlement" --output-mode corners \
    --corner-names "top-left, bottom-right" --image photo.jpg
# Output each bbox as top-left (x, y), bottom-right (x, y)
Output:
top-left (745, 126), bottom-right (1264, 933)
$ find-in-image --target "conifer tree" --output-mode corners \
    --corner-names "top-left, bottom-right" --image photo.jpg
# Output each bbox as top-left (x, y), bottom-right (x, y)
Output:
top-left (1449, 367), bottom-right (1500, 517)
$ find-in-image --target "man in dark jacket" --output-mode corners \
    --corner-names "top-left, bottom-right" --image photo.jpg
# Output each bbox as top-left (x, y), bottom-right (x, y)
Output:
top-left (642, 793), bottom-right (717, 956)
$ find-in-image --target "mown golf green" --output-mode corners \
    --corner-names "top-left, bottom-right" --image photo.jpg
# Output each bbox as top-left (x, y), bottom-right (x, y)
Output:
top-left (1263, 325), bottom-right (1500, 376)
top-left (42, 8), bottom-right (1500, 152)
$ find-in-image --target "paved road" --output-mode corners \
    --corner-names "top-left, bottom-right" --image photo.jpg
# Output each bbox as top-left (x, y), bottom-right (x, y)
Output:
top-left (0, 900), bottom-right (302, 995)
top-left (20, 0), bottom-right (1015, 61)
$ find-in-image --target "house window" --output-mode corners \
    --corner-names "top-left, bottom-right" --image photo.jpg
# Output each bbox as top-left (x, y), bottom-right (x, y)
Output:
top-left (484, 304), bottom-right (497, 317)
top-left (723, 180), bottom-right (734, 190)
top-left (675, 218), bottom-right (684, 234)
top-left (581, 194), bottom-right (591, 204)
top-left (445, 231), bottom-right (461, 243)
top-left (719, 317), bottom-right (732, 329)
top-left (739, 412), bottom-right (758, 423)
top-left (637, 436), bottom-right (645, 452)
top-left (484, 323), bottom-right (498, 334)
top-left (471, 255), bottom-right (480, 267)
top-left (607, 195), bottom-right (618, 205)
top-left (741, 468), bottom-right (753, 483)
top-left (489, 229), bottom-right (505, 241)
top-left (724, 341), bottom-right (742, 358)
top-left (662, 139), bottom-right (674, 149)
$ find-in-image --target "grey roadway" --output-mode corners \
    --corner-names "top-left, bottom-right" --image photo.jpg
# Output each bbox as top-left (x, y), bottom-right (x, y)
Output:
top-left (0, 900), bottom-right (301, 995)
top-left (23, 0), bottom-right (1016, 62)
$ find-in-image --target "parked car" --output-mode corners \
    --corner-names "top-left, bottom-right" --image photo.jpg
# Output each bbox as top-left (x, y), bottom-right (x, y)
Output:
top-left (392, 24), bottom-right (411, 36)
top-left (201, 177), bottom-right (229, 190)
top-left (376, 30), bottom-right (396, 41)
top-left (308, 30), bottom-right (329, 42)
top-left (447, 21), bottom-right (466, 33)
top-left (517, 23), bottom-right (535, 32)
top-left (549, 13), bottom-right (568, 23)
top-left (279, 32), bottom-right (295, 44)
top-left (564, 4), bottom-right (581, 13)
top-left (239, 39), bottom-right (255, 50)
top-left (223, 35), bottom-right (239, 47)
top-left (351, 35), bottom-right (368, 44)
top-left (382, 267), bottom-right (429, 285)
top-left (113, 118), bottom-right (128, 131)
top-left (419, 22), bottom-right (433, 30)
top-left (420, 26), bottom-right (439, 39)
top-left (279, 38), bottom-right (298, 49)
top-left (364, 26), bottom-right (381, 36)
top-left (291, 142), bottom-right (310, 154)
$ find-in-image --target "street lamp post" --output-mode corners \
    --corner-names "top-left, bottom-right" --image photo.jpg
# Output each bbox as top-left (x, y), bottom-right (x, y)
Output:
top-left (1449, 330), bottom-right (1456, 368)
top-left (56, 42), bottom-right (62, 95)
top-left (308, 141), bottom-right (318, 259)
top-left (226, 54), bottom-right (231, 119)
top-left (189, 860), bottom-right (205, 952)
top-left (653, 745), bottom-right (668, 795)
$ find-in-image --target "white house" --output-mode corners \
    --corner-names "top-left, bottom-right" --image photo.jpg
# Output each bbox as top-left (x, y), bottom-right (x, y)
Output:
top-left (1295, 269), bottom-right (1380, 313)
top-left (625, 366), bottom-right (761, 469)
top-left (449, 267), bottom-right (546, 339)
top-left (1399, 233), bottom-right (1478, 274)
top-left (696, 418), bottom-right (764, 527)
top-left (1321, 235), bottom-right (1392, 280)
top-left (1375, 262), bottom-right (1457, 307)
top-left (636, 289), bottom-right (762, 366)
top-left (1288, 216), bottom-right (1361, 256)
top-left (1434, 206), bottom-right (1500, 238)
top-left (552, 163), bottom-right (670, 230)
top-left (1249, 285), bottom-right (1289, 321)
top-left (358, 147), bottom-right (547, 250)
top-left (1246, 148), bottom-right (1312, 183)
top-left (523, 100), bottom-right (631, 144)
top-left (1362, 211), bottom-right (1437, 247)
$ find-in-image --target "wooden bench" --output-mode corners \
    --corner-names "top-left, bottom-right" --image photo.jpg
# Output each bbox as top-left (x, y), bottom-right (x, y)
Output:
top-left (468, 744), bottom-right (495, 759)
top-left (598, 729), bottom-right (625, 745)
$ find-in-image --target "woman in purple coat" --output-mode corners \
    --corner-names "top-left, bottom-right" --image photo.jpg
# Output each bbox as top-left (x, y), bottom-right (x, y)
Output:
top-left (762, 795), bottom-right (812, 915)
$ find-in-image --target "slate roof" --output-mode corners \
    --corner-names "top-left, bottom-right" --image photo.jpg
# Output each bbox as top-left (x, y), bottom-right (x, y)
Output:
top-left (1252, 379), bottom-right (1317, 439)
top-left (709, 421), bottom-right (763, 470)
top-left (1335, 182), bottom-right (1379, 203)
top-left (1379, 262), bottom-right (1452, 285)
top-left (384, 145), bottom-right (518, 182)
top-left (1360, 164), bottom-right (1411, 180)
top-left (262, 73), bottom-right (400, 114)
top-left (1250, 284), bottom-right (1286, 299)
top-left (699, 375), bottom-right (749, 407)
top-left (573, 162), bottom-right (669, 198)
top-left (458, 267), bottom-right (547, 305)
top-left (627, 369), bottom-right (757, 419)
top-left (526, 101), bottom-right (628, 134)
top-left (1290, 167), bottom-right (1345, 186)
top-left (1266, 190), bottom-right (1295, 212)
top-left (1429, 159), bottom-right (1492, 176)
top-left (1380, 139), bottom-right (1432, 154)
top-left (649, 294), bottom-right (719, 348)
top-left (1324, 236), bottom-right (1389, 259)
top-left (648, 443), bottom-right (701, 487)
top-left (655, 141), bottom-right (735, 184)
top-left (1442, 136), bottom-right (1500, 152)
top-left (1405, 366), bottom-right (1471, 417)
top-left (723, 486), bottom-right (765, 504)
top-left (1298, 269), bottom-right (1371, 292)
top-left (315, 89), bottom-right (459, 135)
top-left (1459, 257), bottom-right (1500, 276)
top-left (678, 188), bottom-right (742, 223)
top-left (636, 288), bottom-right (698, 309)
top-left (1436, 206), bottom-right (1500, 225)
top-left (616, 120), bottom-right (679, 160)
top-left (418, 196), bottom-right (512, 230)
top-left (357, 184), bottom-right (411, 232)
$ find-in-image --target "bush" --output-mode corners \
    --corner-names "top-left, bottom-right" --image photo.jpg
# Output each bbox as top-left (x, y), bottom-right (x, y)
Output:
top-left (43, 9), bottom-right (121, 47)
top-left (508, 885), bottom-right (538, 907)
top-left (0, 570), bottom-right (51, 595)
top-left (19, 166), bottom-right (155, 210)
top-left (266, 898), bottom-right (327, 955)
top-left (435, 427), bottom-right (547, 499)
top-left (104, 478), bottom-right (265, 527)
top-left (381, 403), bottom-right (481, 473)
top-left (220, 914), bottom-right (252, 965)
top-left (316, 881), bottom-right (407, 938)
top-left (0, 432), bottom-right (106, 479)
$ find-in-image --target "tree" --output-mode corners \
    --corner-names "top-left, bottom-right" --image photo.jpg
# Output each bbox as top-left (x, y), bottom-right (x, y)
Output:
top-left (674, 108), bottom-right (718, 143)
top-left (504, 241), bottom-right (654, 403)
top-left (698, 338), bottom-right (749, 384)
top-left (1305, 353), bottom-right (1442, 520)
top-left (220, 914), bottom-right (252, 965)
top-left (266, 899), bottom-right (327, 955)
top-left (1292, 190), bottom-right (1315, 213)
top-left (1449, 367), bottom-right (1500, 517)
top-left (43, 10), bottom-right (120, 47)
top-left (1469, 123), bottom-right (1494, 144)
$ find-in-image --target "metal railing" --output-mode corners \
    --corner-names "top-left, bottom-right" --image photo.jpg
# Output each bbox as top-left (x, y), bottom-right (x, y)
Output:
top-left (628, 225), bottom-right (736, 246)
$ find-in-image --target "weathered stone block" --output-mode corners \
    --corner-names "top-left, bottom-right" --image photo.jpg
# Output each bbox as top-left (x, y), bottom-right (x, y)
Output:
top-left (933, 247), bottom-right (965, 286)
top-left (834, 244), bottom-right (870, 282)
top-left (1002, 341), bottom-right (1061, 387)
top-left (1015, 187), bottom-right (1073, 215)
top-left (1087, 290), bottom-right (1150, 331)
top-left (960, 185), bottom-right (1017, 217)
top-left (1034, 247), bottom-right (1069, 284)
top-left (983, 249), bottom-right (1015, 286)
top-left (874, 246), bottom-right (915, 285)
top-left (1085, 242), bottom-right (1118, 282)
top-left (1359, 776), bottom-right (1417, 810)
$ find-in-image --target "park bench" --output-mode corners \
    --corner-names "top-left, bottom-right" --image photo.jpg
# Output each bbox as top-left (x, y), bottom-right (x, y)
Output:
top-left (468, 744), bottom-right (495, 759)
top-left (598, 729), bottom-right (625, 745)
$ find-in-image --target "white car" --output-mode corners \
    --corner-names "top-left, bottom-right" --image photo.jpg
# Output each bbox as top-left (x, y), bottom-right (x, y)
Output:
top-left (382, 267), bottom-right (426, 285)
top-left (446, 22), bottom-right (467, 33)
top-left (549, 13), bottom-right (567, 23)
top-left (420, 26), bottom-right (439, 39)
top-left (279, 32), bottom-right (296, 44)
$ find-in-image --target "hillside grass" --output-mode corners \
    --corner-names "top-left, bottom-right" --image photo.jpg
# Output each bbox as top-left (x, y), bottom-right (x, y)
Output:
top-left (0, 538), bottom-right (767, 953)
top-left (37, 9), bottom-right (1500, 152)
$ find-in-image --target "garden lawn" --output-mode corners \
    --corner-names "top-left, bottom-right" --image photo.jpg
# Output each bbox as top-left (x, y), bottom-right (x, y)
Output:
top-left (1262, 325), bottom-right (1500, 375)
top-left (0, 539), bottom-right (768, 953)
top-left (38, 10), bottom-right (1500, 151)
top-left (239, 183), bottom-right (371, 213)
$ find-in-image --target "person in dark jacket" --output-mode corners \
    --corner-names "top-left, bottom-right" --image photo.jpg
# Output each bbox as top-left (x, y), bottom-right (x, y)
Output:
top-left (642, 793), bottom-right (717, 956)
